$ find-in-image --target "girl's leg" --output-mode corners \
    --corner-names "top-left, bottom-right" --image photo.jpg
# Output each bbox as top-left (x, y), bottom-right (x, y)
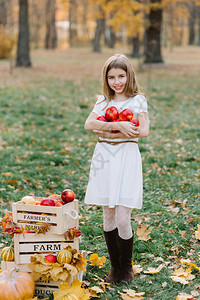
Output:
top-left (116, 205), bottom-right (134, 283)
top-left (103, 206), bottom-right (119, 283)
top-left (115, 206), bottom-right (133, 239)
top-left (103, 206), bottom-right (116, 232)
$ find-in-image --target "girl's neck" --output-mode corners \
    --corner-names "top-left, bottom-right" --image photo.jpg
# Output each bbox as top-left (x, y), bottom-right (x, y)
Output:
top-left (113, 93), bottom-right (129, 102)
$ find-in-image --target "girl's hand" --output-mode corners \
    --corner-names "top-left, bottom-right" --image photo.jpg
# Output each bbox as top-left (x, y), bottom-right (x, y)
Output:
top-left (117, 121), bottom-right (139, 137)
top-left (93, 130), bottom-right (112, 139)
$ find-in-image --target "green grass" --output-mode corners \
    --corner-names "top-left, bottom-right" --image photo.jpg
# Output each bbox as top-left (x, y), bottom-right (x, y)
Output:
top-left (0, 47), bottom-right (200, 300)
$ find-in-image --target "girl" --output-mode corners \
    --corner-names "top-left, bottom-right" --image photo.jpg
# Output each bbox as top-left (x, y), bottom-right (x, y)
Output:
top-left (84, 54), bottom-right (149, 284)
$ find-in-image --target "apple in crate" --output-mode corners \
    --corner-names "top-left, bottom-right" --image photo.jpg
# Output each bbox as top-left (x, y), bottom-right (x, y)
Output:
top-left (119, 109), bottom-right (133, 121)
top-left (45, 254), bottom-right (57, 263)
top-left (61, 189), bottom-right (75, 203)
top-left (96, 115), bottom-right (107, 122)
top-left (105, 106), bottom-right (118, 121)
top-left (130, 118), bottom-right (139, 127)
top-left (40, 198), bottom-right (55, 206)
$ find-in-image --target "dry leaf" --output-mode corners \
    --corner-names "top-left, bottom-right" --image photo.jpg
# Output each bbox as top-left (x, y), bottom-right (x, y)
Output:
top-left (144, 263), bottom-right (165, 274)
top-left (136, 225), bottom-right (152, 241)
top-left (170, 276), bottom-right (189, 285)
top-left (89, 253), bottom-right (107, 268)
top-left (88, 286), bottom-right (104, 297)
top-left (171, 267), bottom-right (195, 285)
top-left (53, 279), bottom-right (91, 300)
top-left (195, 225), bottom-right (200, 240)
top-left (120, 289), bottom-right (145, 300)
top-left (176, 292), bottom-right (198, 300)
top-left (132, 264), bottom-right (143, 276)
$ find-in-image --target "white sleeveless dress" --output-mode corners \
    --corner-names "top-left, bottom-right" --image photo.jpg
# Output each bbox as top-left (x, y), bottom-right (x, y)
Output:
top-left (84, 94), bottom-right (148, 209)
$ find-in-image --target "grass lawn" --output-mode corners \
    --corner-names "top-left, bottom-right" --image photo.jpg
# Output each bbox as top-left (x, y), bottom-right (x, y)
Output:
top-left (0, 46), bottom-right (200, 299)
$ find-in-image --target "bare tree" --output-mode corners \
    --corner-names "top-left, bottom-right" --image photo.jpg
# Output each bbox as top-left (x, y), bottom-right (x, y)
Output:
top-left (16, 0), bottom-right (31, 67)
top-left (188, 1), bottom-right (196, 45)
top-left (69, 0), bottom-right (78, 47)
top-left (144, 0), bottom-right (163, 63)
top-left (45, 0), bottom-right (57, 49)
top-left (93, 5), bottom-right (105, 52)
top-left (0, 0), bottom-right (8, 25)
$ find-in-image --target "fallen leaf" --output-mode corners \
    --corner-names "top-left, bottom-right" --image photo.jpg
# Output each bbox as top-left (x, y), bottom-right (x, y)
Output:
top-left (144, 263), bottom-right (165, 274)
top-left (136, 225), bottom-right (152, 241)
top-left (89, 253), bottom-right (107, 268)
top-left (176, 292), bottom-right (198, 300)
top-left (53, 279), bottom-right (91, 300)
top-left (132, 264), bottom-right (143, 276)
top-left (195, 225), bottom-right (200, 240)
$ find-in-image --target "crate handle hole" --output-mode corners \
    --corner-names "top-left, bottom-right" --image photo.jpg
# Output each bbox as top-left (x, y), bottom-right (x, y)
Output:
top-left (65, 209), bottom-right (78, 220)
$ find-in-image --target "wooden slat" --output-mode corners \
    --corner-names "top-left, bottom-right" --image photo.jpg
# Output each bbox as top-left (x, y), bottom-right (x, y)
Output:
top-left (16, 213), bottom-right (57, 223)
top-left (19, 241), bottom-right (71, 253)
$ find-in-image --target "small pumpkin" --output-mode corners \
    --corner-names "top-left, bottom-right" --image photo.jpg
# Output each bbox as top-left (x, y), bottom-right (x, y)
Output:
top-left (1, 246), bottom-right (14, 261)
top-left (57, 249), bottom-right (72, 264)
top-left (0, 268), bottom-right (35, 300)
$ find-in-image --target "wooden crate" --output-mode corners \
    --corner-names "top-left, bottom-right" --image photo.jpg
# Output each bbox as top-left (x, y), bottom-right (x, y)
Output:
top-left (12, 199), bottom-right (79, 235)
top-left (1, 260), bottom-right (85, 298)
top-left (14, 232), bottom-right (79, 264)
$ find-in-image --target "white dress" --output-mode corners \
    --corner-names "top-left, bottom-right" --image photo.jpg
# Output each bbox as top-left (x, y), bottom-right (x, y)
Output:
top-left (84, 94), bottom-right (148, 209)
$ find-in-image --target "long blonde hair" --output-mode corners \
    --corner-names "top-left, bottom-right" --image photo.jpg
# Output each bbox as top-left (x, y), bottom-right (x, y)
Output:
top-left (102, 54), bottom-right (140, 103)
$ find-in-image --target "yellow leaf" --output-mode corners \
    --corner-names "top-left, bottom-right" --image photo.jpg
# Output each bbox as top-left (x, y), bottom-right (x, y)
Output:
top-left (120, 289), bottom-right (145, 300)
top-left (195, 224), bottom-right (200, 240)
top-left (144, 263), bottom-right (165, 274)
top-left (53, 279), bottom-right (91, 300)
top-left (170, 276), bottom-right (189, 285)
top-left (88, 286), bottom-right (104, 296)
top-left (132, 264), bottom-right (143, 276)
top-left (89, 253), bottom-right (107, 268)
top-left (136, 225), bottom-right (152, 241)
top-left (176, 292), bottom-right (196, 300)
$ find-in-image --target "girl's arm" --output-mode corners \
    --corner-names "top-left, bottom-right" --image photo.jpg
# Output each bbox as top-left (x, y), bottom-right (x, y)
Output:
top-left (84, 111), bottom-right (137, 137)
top-left (93, 112), bottom-right (149, 139)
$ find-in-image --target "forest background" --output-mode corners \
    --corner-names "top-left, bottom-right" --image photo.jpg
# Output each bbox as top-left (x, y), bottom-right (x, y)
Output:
top-left (0, 1), bottom-right (200, 300)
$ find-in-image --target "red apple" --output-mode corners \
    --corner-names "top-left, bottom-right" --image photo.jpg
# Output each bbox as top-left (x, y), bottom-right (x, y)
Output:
top-left (45, 254), bottom-right (57, 263)
top-left (119, 109), bottom-right (133, 121)
top-left (96, 115), bottom-right (107, 122)
top-left (61, 189), bottom-right (75, 203)
top-left (105, 106), bottom-right (119, 121)
top-left (40, 198), bottom-right (55, 206)
top-left (111, 119), bottom-right (121, 133)
top-left (130, 118), bottom-right (139, 127)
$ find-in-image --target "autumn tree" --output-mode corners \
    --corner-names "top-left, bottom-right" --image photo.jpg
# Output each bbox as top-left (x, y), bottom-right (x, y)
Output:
top-left (69, 0), bottom-right (78, 46)
top-left (144, 0), bottom-right (163, 63)
top-left (93, 4), bottom-right (105, 52)
top-left (0, 0), bottom-right (8, 25)
top-left (16, 0), bottom-right (31, 67)
top-left (45, 0), bottom-right (57, 49)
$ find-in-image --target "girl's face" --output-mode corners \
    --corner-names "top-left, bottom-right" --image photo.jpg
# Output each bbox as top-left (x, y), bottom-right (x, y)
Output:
top-left (107, 68), bottom-right (127, 96)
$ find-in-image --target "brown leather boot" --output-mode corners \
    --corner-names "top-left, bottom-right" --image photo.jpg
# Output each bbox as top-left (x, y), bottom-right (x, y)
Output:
top-left (118, 232), bottom-right (134, 283)
top-left (104, 228), bottom-right (120, 283)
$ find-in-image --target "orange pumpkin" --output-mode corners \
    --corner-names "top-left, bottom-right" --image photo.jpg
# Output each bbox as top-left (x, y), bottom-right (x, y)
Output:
top-left (57, 249), bottom-right (72, 264)
top-left (0, 268), bottom-right (35, 300)
top-left (1, 246), bottom-right (14, 261)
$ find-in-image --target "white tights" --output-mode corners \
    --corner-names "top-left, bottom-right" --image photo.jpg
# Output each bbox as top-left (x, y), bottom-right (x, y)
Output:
top-left (103, 206), bottom-right (133, 240)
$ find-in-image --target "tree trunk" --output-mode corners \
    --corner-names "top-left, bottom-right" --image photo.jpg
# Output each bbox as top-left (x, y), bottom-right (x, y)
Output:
top-left (0, 0), bottom-right (7, 25)
top-left (131, 35), bottom-right (140, 57)
top-left (188, 2), bottom-right (195, 45)
top-left (144, 0), bottom-right (163, 63)
top-left (105, 25), bottom-right (116, 48)
top-left (198, 6), bottom-right (200, 46)
top-left (16, 0), bottom-right (31, 67)
top-left (69, 0), bottom-right (78, 47)
top-left (45, 0), bottom-right (57, 49)
top-left (93, 5), bottom-right (105, 53)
